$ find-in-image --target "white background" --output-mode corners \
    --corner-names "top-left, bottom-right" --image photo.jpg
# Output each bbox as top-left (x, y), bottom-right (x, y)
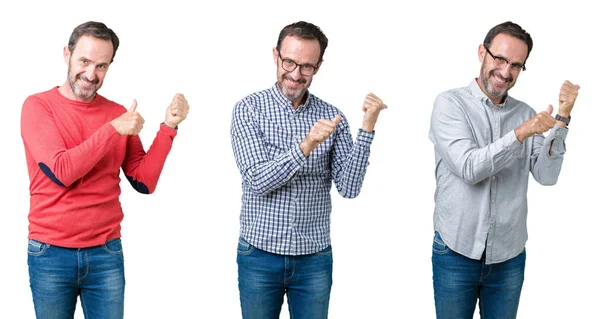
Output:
top-left (1, 0), bottom-right (597, 318)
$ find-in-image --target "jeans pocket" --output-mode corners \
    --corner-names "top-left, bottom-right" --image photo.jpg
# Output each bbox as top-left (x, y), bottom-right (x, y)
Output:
top-left (432, 232), bottom-right (450, 255)
top-left (237, 237), bottom-right (254, 255)
top-left (315, 245), bottom-right (333, 256)
top-left (27, 239), bottom-right (49, 257)
top-left (102, 238), bottom-right (123, 255)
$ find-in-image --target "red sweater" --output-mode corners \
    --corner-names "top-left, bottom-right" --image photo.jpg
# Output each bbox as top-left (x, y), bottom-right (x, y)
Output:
top-left (21, 87), bottom-right (177, 248)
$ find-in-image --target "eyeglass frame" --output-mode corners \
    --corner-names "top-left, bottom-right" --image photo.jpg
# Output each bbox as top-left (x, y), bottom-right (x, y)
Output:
top-left (277, 51), bottom-right (320, 76)
top-left (484, 46), bottom-right (526, 72)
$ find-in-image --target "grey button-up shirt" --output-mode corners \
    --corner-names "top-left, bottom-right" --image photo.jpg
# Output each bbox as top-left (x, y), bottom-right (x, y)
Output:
top-left (429, 79), bottom-right (568, 264)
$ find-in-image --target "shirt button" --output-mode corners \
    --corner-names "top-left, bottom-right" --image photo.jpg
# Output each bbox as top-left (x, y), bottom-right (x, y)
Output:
top-left (491, 200), bottom-right (495, 204)
top-left (491, 176), bottom-right (496, 181)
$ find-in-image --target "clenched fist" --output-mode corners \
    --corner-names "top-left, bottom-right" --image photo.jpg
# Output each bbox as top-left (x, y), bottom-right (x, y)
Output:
top-left (300, 115), bottom-right (342, 157)
top-left (362, 93), bottom-right (387, 132)
top-left (514, 105), bottom-right (556, 143)
top-left (110, 99), bottom-right (145, 136)
top-left (164, 93), bottom-right (190, 129)
top-left (557, 80), bottom-right (580, 118)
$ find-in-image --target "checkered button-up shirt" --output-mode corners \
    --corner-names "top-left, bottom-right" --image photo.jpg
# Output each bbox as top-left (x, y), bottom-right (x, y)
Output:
top-left (231, 84), bottom-right (374, 255)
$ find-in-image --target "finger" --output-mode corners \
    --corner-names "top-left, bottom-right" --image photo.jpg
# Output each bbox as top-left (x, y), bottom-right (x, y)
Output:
top-left (129, 99), bottom-right (138, 113)
top-left (332, 114), bottom-right (342, 126)
top-left (546, 104), bottom-right (553, 114)
top-left (316, 118), bottom-right (337, 129)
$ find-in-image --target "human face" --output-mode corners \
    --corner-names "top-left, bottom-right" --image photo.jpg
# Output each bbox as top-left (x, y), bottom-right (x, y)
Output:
top-left (477, 33), bottom-right (528, 104)
top-left (64, 35), bottom-right (113, 102)
top-left (272, 35), bottom-right (321, 108)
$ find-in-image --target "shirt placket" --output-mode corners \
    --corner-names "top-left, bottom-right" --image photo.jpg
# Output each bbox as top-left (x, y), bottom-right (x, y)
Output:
top-left (289, 107), bottom-right (300, 255)
top-left (486, 102), bottom-right (501, 259)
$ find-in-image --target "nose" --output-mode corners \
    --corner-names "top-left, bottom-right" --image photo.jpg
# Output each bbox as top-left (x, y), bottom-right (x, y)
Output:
top-left (289, 66), bottom-right (303, 80)
top-left (498, 63), bottom-right (511, 78)
top-left (84, 65), bottom-right (97, 82)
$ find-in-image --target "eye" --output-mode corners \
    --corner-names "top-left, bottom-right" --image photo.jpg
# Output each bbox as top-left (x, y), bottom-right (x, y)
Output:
top-left (282, 59), bottom-right (296, 67)
top-left (510, 63), bottom-right (524, 70)
top-left (97, 64), bottom-right (108, 70)
top-left (301, 65), bottom-right (315, 73)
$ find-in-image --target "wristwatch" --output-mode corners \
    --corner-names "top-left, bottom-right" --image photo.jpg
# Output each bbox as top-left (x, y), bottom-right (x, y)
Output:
top-left (555, 114), bottom-right (571, 126)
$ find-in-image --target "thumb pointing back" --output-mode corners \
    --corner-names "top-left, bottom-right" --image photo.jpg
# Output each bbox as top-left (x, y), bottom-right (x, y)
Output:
top-left (546, 104), bottom-right (553, 115)
top-left (129, 99), bottom-right (138, 113)
top-left (332, 114), bottom-right (342, 126)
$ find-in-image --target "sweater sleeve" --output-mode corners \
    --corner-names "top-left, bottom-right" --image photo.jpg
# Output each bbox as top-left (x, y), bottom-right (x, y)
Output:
top-left (121, 124), bottom-right (177, 194)
top-left (20, 95), bottom-right (121, 187)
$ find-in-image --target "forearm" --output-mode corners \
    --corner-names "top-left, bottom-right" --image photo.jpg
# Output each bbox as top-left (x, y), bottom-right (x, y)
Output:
top-left (531, 126), bottom-right (567, 185)
top-left (122, 124), bottom-right (176, 194)
top-left (435, 130), bottom-right (522, 185)
top-left (333, 129), bottom-right (373, 198)
top-left (237, 143), bottom-right (306, 196)
top-left (24, 122), bottom-right (121, 187)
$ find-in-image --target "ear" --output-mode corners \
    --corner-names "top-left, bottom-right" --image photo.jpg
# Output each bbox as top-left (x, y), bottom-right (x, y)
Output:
top-left (272, 47), bottom-right (279, 65)
top-left (63, 46), bottom-right (70, 64)
top-left (478, 44), bottom-right (486, 63)
top-left (313, 60), bottom-right (324, 75)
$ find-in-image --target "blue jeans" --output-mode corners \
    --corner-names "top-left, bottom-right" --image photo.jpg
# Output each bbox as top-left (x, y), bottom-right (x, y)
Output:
top-left (432, 232), bottom-right (526, 319)
top-left (237, 237), bottom-right (333, 319)
top-left (27, 238), bottom-right (125, 319)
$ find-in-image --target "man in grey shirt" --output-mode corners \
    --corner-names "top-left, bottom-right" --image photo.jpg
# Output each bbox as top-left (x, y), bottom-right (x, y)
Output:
top-left (429, 21), bottom-right (579, 318)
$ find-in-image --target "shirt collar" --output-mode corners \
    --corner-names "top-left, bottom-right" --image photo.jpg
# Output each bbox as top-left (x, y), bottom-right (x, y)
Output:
top-left (468, 78), bottom-right (511, 108)
top-left (269, 83), bottom-right (312, 112)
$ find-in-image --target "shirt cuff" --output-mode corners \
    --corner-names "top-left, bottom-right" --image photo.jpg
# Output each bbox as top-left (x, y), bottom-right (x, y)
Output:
top-left (293, 141), bottom-right (309, 165)
top-left (159, 122), bottom-right (178, 137)
top-left (546, 125), bottom-right (568, 157)
top-left (356, 129), bottom-right (375, 147)
top-left (507, 130), bottom-right (523, 157)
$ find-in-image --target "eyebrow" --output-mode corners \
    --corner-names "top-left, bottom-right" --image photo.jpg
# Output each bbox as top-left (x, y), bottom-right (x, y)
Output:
top-left (280, 54), bottom-right (319, 67)
top-left (494, 53), bottom-right (524, 66)
top-left (78, 57), bottom-right (110, 67)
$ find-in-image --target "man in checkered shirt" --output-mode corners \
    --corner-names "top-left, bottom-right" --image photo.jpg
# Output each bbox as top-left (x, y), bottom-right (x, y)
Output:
top-left (230, 21), bottom-right (387, 318)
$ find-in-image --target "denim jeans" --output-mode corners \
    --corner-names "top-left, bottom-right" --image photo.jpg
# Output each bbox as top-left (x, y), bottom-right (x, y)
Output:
top-left (237, 237), bottom-right (333, 319)
top-left (27, 238), bottom-right (125, 319)
top-left (432, 232), bottom-right (526, 319)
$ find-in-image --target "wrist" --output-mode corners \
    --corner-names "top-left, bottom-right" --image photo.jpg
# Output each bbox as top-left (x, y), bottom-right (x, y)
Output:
top-left (555, 113), bottom-right (571, 127)
top-left (299, 140), bottom-right (315, 157)
top-left (362, 122), bottom-right (375, 132)
top-left (162, 121), bottom-right (178, 130)
top-left (557, 110), bottom-right (571, 118)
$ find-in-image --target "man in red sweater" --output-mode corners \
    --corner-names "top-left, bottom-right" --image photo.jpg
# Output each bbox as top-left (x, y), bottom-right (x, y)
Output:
top-left (21, 21), bottom-right (189, 318)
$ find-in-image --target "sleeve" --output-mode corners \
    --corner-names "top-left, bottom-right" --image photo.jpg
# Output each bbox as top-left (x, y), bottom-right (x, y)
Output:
top-left (330, 115), bottom-right (374, 199)
top-left (121, 124), bottom-right (177, 194)
top-left (230, 99), bottom-right (307, 196)
top-left (20, 95), bottom-right (121, 187)
top-left (529, 125), bottom-right (567, 185)
top-left (428, 94), bottom-right (523, 185)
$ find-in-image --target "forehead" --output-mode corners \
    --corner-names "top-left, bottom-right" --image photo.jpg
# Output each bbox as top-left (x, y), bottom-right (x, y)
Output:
top-left (279, 35), bottom-right (321, 64)
top-left (488, 33), bottom-right (528, 63)
top-left (71, 34), bottom-right (113, 62)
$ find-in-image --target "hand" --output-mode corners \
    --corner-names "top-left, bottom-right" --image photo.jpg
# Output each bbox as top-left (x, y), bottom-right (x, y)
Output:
top-left (300, 115), bottom-right (342, 157)
top-left (110, 99), bottom-right (145, 136)
top-left (164, 93), bottom-right (190, 129)
top-left (557, 80), bottom-right (580, 117)
top-left (362, 93), bottom-right (387, 132)
top-left (514, 105), bottom-right (556, 143)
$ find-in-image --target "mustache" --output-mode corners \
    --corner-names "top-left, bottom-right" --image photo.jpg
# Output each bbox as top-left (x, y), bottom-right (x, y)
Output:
top-left (77, 74), bottom-right (99, 84)
top-left (492, 71), bottom-right (513, 83)
top-left (284, 74), bottom-right (307, 84)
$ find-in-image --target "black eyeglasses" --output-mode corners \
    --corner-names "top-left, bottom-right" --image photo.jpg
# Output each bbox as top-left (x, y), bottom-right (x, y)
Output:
top-left (484, 46), bottom-right (526, 72)
top-left (278, 52), bottom-right (319, 76)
